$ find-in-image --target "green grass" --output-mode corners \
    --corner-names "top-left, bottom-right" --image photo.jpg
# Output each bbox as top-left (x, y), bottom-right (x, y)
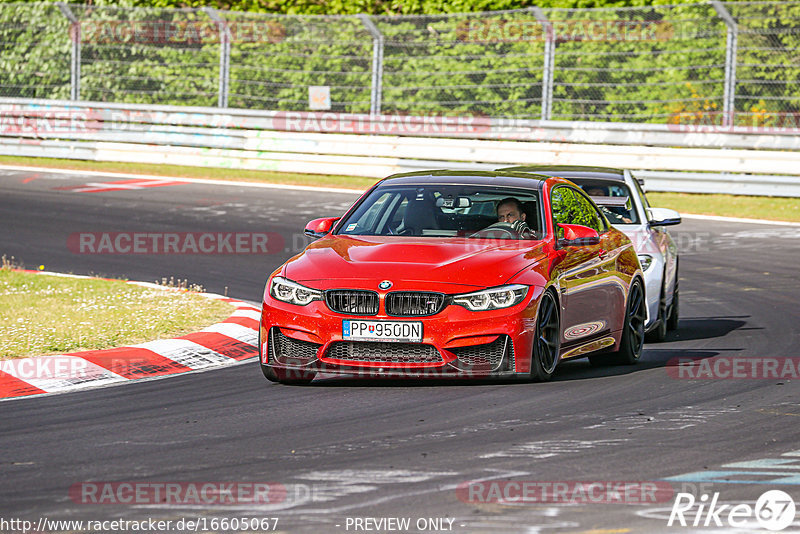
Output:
top-left (2, 154), bottom-right (800, 222)
top-left (648, 192), bottom-right (800, 223)
top-left (0, 269), bottom-right (234, 359)
top-left (0, 155), bottom-right (376, 191)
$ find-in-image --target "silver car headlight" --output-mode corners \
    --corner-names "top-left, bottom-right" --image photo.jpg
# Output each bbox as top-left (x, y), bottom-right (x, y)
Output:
top-left (270, 276), bottom-right (323, 306)
top-left (452, 284), bottom-right (528, 311)
top-left (638, 254), bottom-right (654, 271)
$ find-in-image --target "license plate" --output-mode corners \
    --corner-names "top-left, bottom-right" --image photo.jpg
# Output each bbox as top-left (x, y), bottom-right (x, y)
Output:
top-left (342, 320), bottom-right (423, 343)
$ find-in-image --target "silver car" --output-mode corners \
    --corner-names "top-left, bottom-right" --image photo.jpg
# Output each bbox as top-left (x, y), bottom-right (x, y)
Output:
top-left (498, 166), bottom-right (680, 342)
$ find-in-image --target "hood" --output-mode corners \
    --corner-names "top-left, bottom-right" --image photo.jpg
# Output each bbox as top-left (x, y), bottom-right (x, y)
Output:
top-left (284, 235), bottom-right (547, 291)
top-left (614, 225), bottom-right (657, 254)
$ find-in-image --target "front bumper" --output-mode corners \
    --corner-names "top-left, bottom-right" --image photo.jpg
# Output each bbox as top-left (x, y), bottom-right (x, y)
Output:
top-left (260, 294), bottom-right (540, 379)
top-left (641, 255), bottom-right (665, 331)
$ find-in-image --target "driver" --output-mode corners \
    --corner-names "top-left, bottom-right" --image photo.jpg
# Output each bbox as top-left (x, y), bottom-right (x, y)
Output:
top-left (497, 197), bottom-right (526, 224)
top-left (496, 197), bottom-right (534, 237)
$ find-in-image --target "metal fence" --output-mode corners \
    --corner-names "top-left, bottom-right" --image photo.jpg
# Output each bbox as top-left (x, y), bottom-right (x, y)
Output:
top-left (1, 2), bottom-right (799, 125)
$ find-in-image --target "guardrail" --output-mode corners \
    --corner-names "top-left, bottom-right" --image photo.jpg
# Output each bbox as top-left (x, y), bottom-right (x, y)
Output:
top-left (2, 98), bottom-right (800, 197)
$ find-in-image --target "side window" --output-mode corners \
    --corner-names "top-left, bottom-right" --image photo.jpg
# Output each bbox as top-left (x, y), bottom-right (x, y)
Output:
top-left (341, 192), bottom-right (394, 234)
top-left (552, 186), bottom-right (607, 237)
top-left (572, 190), bottom-right (607, 233)
top-left (551, 187), bottom-right (578, 238)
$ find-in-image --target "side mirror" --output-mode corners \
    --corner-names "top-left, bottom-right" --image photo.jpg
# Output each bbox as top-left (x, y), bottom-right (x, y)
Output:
top-left (647, 208), bottom-right (681, 227)
top-left (557, 223), bottom-right (600, 247)
top-left (304, 217), bottom-right (340, 239)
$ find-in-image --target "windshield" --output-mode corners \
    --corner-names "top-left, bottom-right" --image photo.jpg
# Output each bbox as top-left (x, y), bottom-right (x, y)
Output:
top-left (335, 184), bottom-right (542, 240)
top-left (571, 180), bottom-right (639, 225)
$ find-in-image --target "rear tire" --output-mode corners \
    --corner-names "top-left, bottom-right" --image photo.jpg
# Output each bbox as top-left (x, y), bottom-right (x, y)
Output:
top-left (667, 261), bottom-right (679, 331)
top-left (612, 278), bottom-right (646, 364)
top-left (667, 287), bottom-right (679, 331)
top-left (531, 290), bottom-right (560, 382)
top-left (591, 279), bottom-right (645, 366)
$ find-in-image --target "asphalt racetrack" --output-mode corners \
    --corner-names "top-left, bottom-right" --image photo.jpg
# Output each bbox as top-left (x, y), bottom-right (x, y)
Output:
top-left (1, 168), bottom-right (799, 533)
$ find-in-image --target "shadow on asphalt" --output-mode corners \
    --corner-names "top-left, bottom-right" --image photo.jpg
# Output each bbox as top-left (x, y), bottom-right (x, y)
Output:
top-left (265, 315), bottom-right (752, 388)
top-left (657, 316), bottom-right (751, 342)
top-left (549, 348), bottom-right (739, 382)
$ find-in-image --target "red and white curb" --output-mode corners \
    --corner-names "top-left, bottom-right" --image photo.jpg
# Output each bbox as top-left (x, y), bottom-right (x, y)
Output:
top-left (0, 272), bottom-right (260, 400)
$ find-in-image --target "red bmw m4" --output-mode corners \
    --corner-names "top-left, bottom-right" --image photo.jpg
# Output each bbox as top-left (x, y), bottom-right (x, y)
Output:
top-left (260, 170), bottom-right (645, 384)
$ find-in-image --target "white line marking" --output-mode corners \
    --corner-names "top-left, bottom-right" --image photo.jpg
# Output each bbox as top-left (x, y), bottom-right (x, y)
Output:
top-left (480, 439), bottom-right (628, 459)
top-left (681, 213), bottom-right (800, 227)
top-left (0, 164), bottom-right (366, 194)
top-left (297, 469), bottom-right (457, 484)
top-left (0, 356), bottom-right (256, 404)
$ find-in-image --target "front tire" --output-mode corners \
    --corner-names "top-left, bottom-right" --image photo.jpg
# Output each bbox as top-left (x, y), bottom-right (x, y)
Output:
top-left (531, 290), bottom-right (560, 382)
top-left (645, 278), bottom-right (668, 343)
top-left (259, 326), bottom-right (317, 385)
top-left (261, 363), bottom-right (316, 385)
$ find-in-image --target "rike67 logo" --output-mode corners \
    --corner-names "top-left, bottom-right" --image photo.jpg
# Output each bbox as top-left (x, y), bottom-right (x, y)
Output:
top-left (668, 490), bottom-right (797, 531)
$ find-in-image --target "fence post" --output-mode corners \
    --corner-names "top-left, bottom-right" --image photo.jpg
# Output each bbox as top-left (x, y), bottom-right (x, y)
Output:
top-left (359, 14), bottom-right (384, 116)
top-left (531, 7), bottom-right (554, 121)
top-left (57, 2), bottom-right (80, 101)
top-left (712, 0), bottom-right (737, 128)
top-left (203, 7), bottom-right (231, 108)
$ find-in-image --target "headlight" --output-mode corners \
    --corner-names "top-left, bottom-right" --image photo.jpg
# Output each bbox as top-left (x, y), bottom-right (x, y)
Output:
top-left (638, 254), bottom-right (654, 271)
top-left (269, 276), bottom-right (323, 306)
top-left (452, 284), bottom-right (528, 311)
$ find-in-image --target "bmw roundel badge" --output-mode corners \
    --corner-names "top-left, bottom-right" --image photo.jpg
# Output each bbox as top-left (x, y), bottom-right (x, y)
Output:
top-left (379, 280), bottom-right (393, 290)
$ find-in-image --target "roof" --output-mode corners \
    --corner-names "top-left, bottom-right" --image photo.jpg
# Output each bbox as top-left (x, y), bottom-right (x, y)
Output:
top-left (379, 169), bottom-right (553, 190)
top-left (497, 165), bottom-right (626, 182)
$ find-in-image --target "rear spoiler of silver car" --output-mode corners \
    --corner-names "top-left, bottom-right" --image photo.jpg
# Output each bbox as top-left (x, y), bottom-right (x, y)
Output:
top-left (624, 169), bottom-right (646, 190)
top-left (588, 196), bottom-right (630, 208)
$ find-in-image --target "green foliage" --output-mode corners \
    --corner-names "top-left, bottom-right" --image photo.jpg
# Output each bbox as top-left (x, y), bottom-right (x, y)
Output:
top-left (551, 186), bottom-right (599, 236)
top-left (228, 14), bottom-right (373, 111)
top-left (0, 0), bottom-right (710, 15)
top-left (0, 3), bottom-right (71, 99)
top-left (1, 1), bottom-right (798, 123)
